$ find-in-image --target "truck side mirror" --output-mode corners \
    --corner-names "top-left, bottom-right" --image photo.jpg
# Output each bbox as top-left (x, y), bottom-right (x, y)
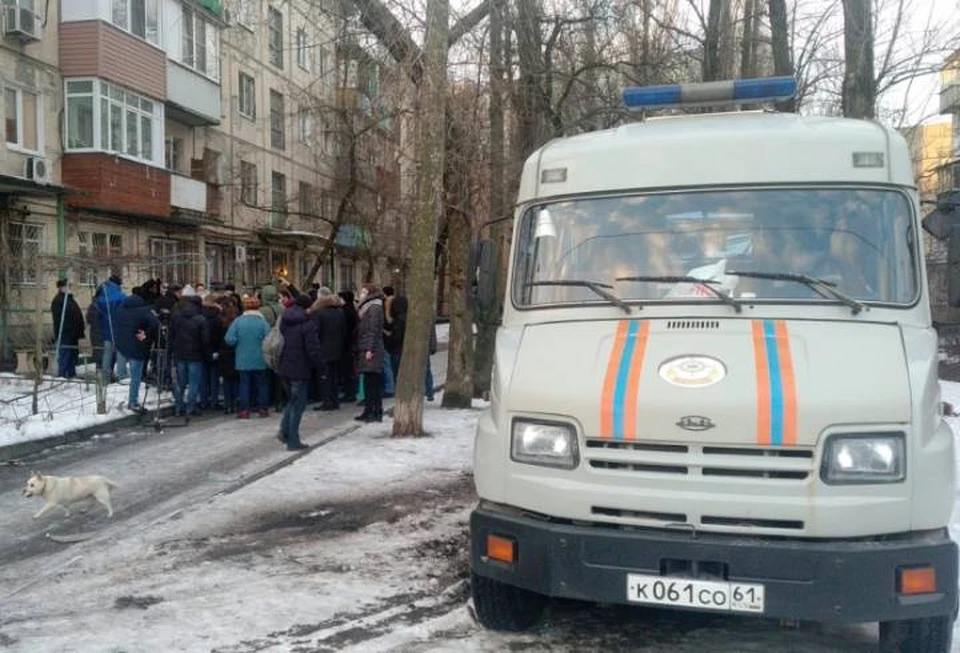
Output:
top-left (923, 207), bottom-right (954, 241)
top-left (474, 239), bottom-right (496, 312)
top-left (949, 232), bottom-right (960, 308)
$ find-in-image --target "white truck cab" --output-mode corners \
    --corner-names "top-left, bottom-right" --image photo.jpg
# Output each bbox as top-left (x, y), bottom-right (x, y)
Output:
top-left (469, 77), bottom-right (958, 652)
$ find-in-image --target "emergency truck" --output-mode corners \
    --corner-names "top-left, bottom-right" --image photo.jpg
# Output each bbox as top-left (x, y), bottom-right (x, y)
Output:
top-left (469, 77), bottom-right (959, 652)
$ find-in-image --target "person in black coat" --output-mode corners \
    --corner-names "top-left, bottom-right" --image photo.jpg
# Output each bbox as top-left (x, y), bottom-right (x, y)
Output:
top-left (278, 295), bottom-right (324, 450)
top-left (114, 290), bottom-right (159, 410)
top-left (309, 289), bottom-right (346, 411)
top-left (170, 296), bottom-right (210, 418)
top-left (199, 298), bottom-right (223, 410)
top-left (51, 279), bottom-right (85, 378)
top-left (338, 290), bottom-right (359, 402)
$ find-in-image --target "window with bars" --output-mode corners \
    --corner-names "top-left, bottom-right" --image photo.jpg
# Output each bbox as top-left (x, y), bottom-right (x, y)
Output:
top-left (269, 90), bottom-right (285, 150)
top-left (268, 7), bottom-right (283, 69)
top-left (8, 222), bottom-right (43, 284)
top-left (149, 238), bottom-right (186, 284)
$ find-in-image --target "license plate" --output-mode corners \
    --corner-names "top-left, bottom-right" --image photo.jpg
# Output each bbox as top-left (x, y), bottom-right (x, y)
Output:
top-left (626, 573), bottom-right (765, 614)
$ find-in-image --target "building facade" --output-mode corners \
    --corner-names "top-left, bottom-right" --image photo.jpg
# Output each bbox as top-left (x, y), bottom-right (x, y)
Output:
top-left (0, 0), bottom-right (410, 364)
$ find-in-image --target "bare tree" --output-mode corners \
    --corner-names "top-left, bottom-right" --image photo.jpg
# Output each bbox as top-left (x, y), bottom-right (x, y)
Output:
top-left (392, 0), bottom-right (450, 436)
top-left (841, 0), bottom-right (875, 118)
top-left (473, 0), bottom-right (506, 399)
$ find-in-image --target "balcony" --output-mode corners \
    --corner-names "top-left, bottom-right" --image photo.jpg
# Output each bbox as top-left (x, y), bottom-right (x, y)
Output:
top-left (166, 60), bottom-right (220, 126)
top-left (171, 173), bottom-right (207, 213)
top-left (942, 82), bottom-right (960, 115)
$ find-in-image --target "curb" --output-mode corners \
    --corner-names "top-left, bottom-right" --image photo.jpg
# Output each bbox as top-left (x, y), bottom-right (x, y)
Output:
top-left (0, 407), bottom-right (176, 463)
top-left (0, 375), bottom-right (450, 463)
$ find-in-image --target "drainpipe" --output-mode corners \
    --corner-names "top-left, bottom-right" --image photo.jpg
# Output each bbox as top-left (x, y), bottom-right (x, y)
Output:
top-left (56, 195), bottom-right (66, 280)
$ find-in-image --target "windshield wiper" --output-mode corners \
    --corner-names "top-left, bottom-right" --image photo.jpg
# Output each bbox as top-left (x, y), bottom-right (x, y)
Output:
top-left (616, 275), bottom-right (742, 313)
top-left (525, 280), bottom-right (633, 314)
top-left (726, 270), bottom-right (865, 315)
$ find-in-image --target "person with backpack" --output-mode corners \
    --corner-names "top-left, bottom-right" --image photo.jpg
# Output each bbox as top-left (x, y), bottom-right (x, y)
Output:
top-left (96, 274), bottom-right (126, 381)
top-left (170, 295), bottom-right (210, 419)
top-left (224, 296), bottom-right (271, 419)
top-left (278, 294), bottom-right (324, 450)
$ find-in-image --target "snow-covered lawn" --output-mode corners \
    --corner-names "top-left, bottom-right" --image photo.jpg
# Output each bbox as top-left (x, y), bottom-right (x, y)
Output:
top-left (0, 372), bottom-right (151, 449)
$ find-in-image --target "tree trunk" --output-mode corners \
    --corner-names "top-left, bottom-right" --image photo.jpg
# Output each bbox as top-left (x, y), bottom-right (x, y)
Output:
top-left (442, 211), bottom-right (474, 408)
top-left (841, 0), bottom-right (875, 119)
top-left (740, 0), bottom-right (756, 79)
top-left (473, 0), bottom-right (506, 398)
top-left (768, 0), bottom-right (796, 112)
top-left (392, 0), bottom-right (449, 436)
top-left (703, 0), bottom-right (723, 81)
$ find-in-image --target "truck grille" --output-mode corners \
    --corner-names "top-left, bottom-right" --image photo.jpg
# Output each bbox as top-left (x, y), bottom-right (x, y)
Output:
top-left (585, 439), bottom-right (814, 533)
top-left (585, 439), bottom-right (814, 481)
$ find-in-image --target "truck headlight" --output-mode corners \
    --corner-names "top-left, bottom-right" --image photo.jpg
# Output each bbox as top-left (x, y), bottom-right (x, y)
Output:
top-left (821, 433), bottom-right (905, 484)
top-left (511, 420), bottom-right (579, 469)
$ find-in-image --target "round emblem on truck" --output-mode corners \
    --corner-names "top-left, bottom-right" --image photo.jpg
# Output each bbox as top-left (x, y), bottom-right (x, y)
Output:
top-left (659, 356), bottom-right (726, 388)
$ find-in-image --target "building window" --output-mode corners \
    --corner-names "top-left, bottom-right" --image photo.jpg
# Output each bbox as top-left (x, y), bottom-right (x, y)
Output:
top-left (298, 106), bottom-right (314, 144)
top-left (65, 79), bottom-right (161, 166)
top-left (299, 181), bottom-right (315, 216)
top-left (234, 0), bottom-right (254, 28)
top-left (240, 161), bottom-right (257, 205)
top-left (164, 137), bottom-right (183, 172)
top-left (271, 171), bottom-right (286, 228)
top-left (339, 259), bottom-right (355, 291)
top-left (269, 90), bottom-right (285, 150)
top-left (321, 189), bottom-right (336, 220)
top-left (8, 222), bottom-right (43, 284)
top-left (79, 231), bottom-right (123, 259)
top-left (296, 28), bottom-right (310, 71)
top-left (182, 6), bottom-right (219, 80)
top-left (110, 0), bottom-right (159, 44)
top-left (238, 72), bottom-right (255, 119)
top-left (320, 48), bottom-right (332, 79)
top-left (4, 87), bottom-right (40, 152)
top-left (267, 7), bottom-right (283, 69)
top-left (149, 238), bottom-right (186, 284)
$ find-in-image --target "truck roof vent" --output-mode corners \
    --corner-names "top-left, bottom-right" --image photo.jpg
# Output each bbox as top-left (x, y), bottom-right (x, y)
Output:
top-left (666, 320), bottom-right (720, 330)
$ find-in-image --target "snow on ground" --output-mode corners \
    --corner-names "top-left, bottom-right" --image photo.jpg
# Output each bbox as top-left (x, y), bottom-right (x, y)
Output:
top-left (0, 398), bottom-right (483, 653)
top-left (0, 372), bottom-right (157, 449)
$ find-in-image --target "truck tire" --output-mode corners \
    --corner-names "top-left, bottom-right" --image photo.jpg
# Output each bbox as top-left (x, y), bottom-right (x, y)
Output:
top-left (879, 616), bottom-right (953, 653)
top-left (471, 571), bottom-right (546, 631)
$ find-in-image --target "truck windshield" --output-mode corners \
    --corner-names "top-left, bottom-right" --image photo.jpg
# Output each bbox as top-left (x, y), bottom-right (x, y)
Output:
top-left (512, 188), bottom-right (918, 308)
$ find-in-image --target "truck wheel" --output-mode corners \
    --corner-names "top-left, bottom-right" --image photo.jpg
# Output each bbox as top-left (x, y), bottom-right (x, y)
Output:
top-left (879, 616), bottom-right (953, 653)
top-left (471, 571), bottom-right (546, 631)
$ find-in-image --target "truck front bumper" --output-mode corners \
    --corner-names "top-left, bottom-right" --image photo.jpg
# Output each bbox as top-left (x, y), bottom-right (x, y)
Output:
top-left (471, 503), bottom-right (958, 623)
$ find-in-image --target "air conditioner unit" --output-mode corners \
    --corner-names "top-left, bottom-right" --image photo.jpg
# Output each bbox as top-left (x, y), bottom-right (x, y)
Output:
top-left (23, 156), bottom-right (50, 184)
top-left (4, 5), bottom-right (39, 41)
top-left (235, 245), bottom-right (247, 264)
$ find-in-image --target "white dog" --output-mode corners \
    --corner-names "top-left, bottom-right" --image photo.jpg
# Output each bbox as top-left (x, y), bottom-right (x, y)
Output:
top-left (22, 472), bottom-right (117, 519)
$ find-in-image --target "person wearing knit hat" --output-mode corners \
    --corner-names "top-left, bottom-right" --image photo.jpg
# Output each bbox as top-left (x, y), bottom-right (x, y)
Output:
top-left (182, 284), bottom-right (196, 297)
top-left (225, 294), bottom-right (271, 418)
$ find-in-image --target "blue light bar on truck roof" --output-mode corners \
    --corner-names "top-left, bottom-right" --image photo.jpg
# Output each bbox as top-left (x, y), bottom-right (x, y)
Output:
top-left (623, 76), bottom-right (798, 110)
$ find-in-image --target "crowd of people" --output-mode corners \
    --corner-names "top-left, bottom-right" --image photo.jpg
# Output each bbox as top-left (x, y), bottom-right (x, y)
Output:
top-left (49, 276), bottom-right (438, 451)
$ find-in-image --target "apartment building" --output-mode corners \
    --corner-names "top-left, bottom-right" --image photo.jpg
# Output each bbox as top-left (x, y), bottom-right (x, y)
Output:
top-left (0, 0), bottom-right (65, 361)
top-left (0, 0), bottom-right (409, 362)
